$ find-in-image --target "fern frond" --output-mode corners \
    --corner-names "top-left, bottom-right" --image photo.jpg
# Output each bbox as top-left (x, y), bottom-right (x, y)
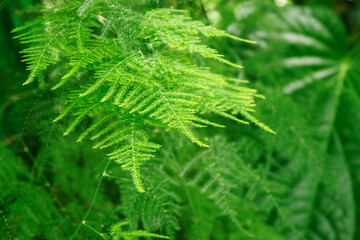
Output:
top-left (54, 39), bottom-right (118, 90)
top-left (16, 26), bottom-right (67, 85)
top-left (110, 222), bottom-right (169, 240)
top-left (15, 0), bottom-right (271, 191)
top-left (105, 119), bottom-right (161, 192)
top-left (142, 9), bottom-right (248, 68)
top-left (178, 136), bottom-right (258, 235)
top-left (118, 157), bottom-right (180, 237)
top-left (54, 91), bottom-right (161, 192)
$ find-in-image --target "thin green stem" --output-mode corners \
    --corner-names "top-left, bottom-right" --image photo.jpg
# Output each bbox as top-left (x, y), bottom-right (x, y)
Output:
top-left (83, 222), bottom-right (108, 240)
top-left (105, 174), bottom-right (130, 181)
top-left (69, 158), bottom-right (112, 240)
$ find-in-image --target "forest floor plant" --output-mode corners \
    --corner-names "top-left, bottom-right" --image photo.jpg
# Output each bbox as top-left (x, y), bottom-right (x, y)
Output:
top-left (1, 0), bottom-right (359, 239)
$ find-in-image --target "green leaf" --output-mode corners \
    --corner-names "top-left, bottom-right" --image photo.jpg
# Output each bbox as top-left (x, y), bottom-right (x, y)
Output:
top-left (236, 6), bottom-right (360, 240)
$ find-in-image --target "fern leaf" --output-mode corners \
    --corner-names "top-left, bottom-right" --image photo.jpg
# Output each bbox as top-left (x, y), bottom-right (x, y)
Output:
top-left (19, 29), bottom-right (66, 85)
top-left (15, 1), bottom-right (271, 192)
top-left (142, 9), bottom-right (245, 68)
top-left (106, 119), bottom-right (161, 192)
top-left (110, 221), bottom-right (169, 240)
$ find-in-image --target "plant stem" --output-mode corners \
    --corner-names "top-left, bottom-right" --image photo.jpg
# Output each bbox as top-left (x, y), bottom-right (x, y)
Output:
top-left (69, 158), bottom-right (112, 240)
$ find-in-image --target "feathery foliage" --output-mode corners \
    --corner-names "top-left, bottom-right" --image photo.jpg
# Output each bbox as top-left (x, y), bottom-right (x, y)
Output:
top-left (13, 0), bottom-right (271, 192)
top-left (1, 0), bottom-right (360, 239)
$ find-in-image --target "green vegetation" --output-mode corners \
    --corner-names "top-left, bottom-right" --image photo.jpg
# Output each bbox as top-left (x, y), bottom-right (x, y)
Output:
top-left (0, 0), bottom-right (359, 239)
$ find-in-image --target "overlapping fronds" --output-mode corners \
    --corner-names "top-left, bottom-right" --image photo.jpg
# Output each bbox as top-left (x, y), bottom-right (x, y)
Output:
top-left (4, 0), bottom-right (360, 240)
top-left (118, 158), bottom-right (181, 237)
top-left (141, 8), bottom-right (255, 67)
top-left (14, 0), bottom-right (271, 191)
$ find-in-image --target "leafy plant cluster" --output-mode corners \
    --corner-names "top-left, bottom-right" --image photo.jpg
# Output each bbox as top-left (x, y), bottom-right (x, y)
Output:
top-left (13, 0), bottom-right (272, 193)
top-left (0, 0), bottom-right (359, 239)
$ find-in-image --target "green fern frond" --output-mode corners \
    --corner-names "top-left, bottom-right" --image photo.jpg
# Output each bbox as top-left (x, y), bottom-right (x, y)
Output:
top-left (106, 120), bottom-right (161, 192)
top-left (118, 157), bottom-right (180, 237)
top-left (54, 38), bottom-right (117, 90)
top-left (142, 8), bottom-right (248, 68)
top-left (110, 222), bottom-right (169, 240)
top-left (14, 0), bottom-right (272, 191)
top-left (53, 91), bottom-right (161, 192)
top-left (15, 27), bottom-right (67, 85)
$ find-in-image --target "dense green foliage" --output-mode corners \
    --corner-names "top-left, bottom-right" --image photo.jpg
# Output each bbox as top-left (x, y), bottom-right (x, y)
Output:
top-left (0, 0), bottom-right (359, 239)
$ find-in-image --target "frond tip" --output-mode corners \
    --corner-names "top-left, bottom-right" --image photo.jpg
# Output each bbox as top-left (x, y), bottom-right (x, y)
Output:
top-left (110, 222), bottom-right (170, 240)
top-left (106, 122), bottom-right (161, 193)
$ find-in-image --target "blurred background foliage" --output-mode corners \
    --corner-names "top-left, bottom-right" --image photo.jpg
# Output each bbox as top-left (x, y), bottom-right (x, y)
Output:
top-left (1, 0), bottom-right (360, 239)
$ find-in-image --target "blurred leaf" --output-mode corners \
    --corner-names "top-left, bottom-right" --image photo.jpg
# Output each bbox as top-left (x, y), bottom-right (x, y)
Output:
top-left (232, 5), bottom-right (359, 240)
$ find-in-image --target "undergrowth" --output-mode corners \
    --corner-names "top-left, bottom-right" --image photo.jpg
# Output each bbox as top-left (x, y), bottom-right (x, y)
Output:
top-left (0, 0), bottom-right (359, 239)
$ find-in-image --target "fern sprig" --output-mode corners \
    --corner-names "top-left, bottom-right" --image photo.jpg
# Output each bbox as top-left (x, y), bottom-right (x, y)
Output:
top-left (15, 0), bottom-right (272, 191)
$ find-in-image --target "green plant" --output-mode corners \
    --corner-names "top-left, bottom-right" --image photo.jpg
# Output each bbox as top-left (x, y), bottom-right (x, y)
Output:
top-left (218, 1), bottom-right (360, 239)
top-left (13, 0), bottom-right (272, 193)
top-left (1, 0), bottom-right (360, 239)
